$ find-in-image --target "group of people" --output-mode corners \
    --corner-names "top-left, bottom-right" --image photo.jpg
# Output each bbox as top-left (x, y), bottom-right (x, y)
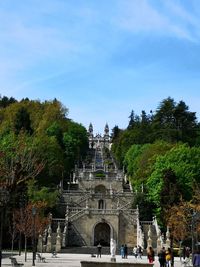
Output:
top-left (157, 247), bottom-right (173, 267)
top-left (133, 245), bottom-right (143, 259)
top-left (120, 244), bottom-right (128, 258)
top-left (97, 241), bottom-right (200, 267)
top-left (147, 246), bottom-right (173, 267)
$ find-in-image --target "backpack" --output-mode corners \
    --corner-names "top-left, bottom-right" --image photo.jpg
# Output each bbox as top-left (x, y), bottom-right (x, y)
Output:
top-left (166, 254), bottom-right (171, 261)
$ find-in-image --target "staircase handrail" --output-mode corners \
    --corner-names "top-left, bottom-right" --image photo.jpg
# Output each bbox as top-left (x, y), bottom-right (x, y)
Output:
top-left (117, 201), bottom-right (132, 210)
top-left (120, 209), bottom-right (138, 223)
top-left (74, 195), bottom-right (89, 206)
top-left (69, 208), bottom-right (86, 222)
top-left (71, 224), bottom-right (87, 246)
top-left (90, 209), bottom-right (119, 215)
top-left (113, 194), bottom-right (132, 207)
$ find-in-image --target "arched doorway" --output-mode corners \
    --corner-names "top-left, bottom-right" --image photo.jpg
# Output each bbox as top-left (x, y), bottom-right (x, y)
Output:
top-left (94, 222), bottom-right (110, 246)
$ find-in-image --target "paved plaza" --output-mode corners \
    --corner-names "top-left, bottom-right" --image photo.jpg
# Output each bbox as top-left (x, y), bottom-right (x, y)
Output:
top-left (2, 252), bottom-right (184, 267)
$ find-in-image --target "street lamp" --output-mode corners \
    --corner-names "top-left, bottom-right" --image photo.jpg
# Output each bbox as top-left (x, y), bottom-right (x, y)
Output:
top-left (0, 188), bottom-right (9, 267)
top-left (32, 206), bottom-right (36, 267)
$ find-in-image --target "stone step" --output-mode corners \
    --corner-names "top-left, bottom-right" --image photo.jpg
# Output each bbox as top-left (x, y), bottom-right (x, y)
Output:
top-left (60, 246), bottom-right (135, 256)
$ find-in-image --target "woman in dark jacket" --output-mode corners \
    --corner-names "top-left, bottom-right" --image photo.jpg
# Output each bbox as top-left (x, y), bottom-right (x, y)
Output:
top-left (158, 247), bottom-right (166, 267)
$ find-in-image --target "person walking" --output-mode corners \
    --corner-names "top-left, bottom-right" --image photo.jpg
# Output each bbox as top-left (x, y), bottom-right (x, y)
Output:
top-left (133, 245), bottom-right (138, 258)
top-left (182, 246), bottom-right (186, 260)
top-left (158, 247), bottom-right (166, 267)
top-left (97, 243), bottom-right (102, 258)
top-left (120, 244), bottom-right (125, 258)
top-left (124, 244), bottom-right (128, 259)
top-left (137, 245), bottom-right (143, 259)
top-left (165, 247), bottom-right (172, 267)
top-left (147, 246), bottom-right (155, 263)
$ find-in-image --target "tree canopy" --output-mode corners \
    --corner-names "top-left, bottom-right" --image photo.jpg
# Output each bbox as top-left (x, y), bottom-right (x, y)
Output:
top-left (0, 97), bottom-right (88, 211)
top-left (112, 97), bottom-right (200, 225)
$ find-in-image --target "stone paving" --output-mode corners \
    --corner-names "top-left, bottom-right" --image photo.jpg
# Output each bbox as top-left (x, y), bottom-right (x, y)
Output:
top-left (2, 252), bottom-right (185, 267)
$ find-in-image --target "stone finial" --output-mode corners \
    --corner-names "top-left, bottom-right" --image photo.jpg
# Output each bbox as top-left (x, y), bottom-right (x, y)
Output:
top-left (157, 228), bottom-right (162, 253)
top-left (147, 225), bottom-right (152, 248)
top-left (56, 234), bottom-right (61, 252)
top-left (37, 234), bottom-right (43, 252)
top-left (148, 225), bottom-right (152, 238)
top-left (62, 224), bottom-right (67, 247)
top-left (55, 223), bottom-right (61, 252)
top-left (166, 226), bottom-right (170, 247)
top-left (46, 225), bottom-right (52, 252)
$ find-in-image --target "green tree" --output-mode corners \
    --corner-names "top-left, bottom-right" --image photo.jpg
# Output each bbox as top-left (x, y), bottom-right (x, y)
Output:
top-left (111, 125), bottom-right (121, 142)
top-left (32, 134), bottom-right (65, 187)
top-left (124, 141), bottom-right (173, 188)
top-left (0, 95), bottom-right (17, 108)
top-left (147, 144), bottom-right (200, 221)
top-left (174, 100), bottom-right (198, 145)
top-left (152, 97), bottom-right (198, 144)
top-left (14, 107), bottom-right (33, 135)
top-left (46, 121), bottom-right (63, 147)
top-left (128, 110), bottom-right (136, 129)
top-left (27, 179), bottom-right (59, 207)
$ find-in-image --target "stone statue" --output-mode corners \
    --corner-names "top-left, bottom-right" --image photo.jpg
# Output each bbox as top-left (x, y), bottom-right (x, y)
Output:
top-left (110, 238), bottom-right (116, 258)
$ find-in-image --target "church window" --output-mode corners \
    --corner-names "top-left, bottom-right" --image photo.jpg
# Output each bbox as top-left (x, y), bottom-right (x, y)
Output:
top-left (98, 199), bottom-right (104, 209)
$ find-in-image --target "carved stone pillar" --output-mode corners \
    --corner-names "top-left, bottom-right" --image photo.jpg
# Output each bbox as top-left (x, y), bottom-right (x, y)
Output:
top-left (46, 225), bottom-right (52, 252)
top-left (166, 226), bottom-right (170, 248)
top-left (147, 225), bottom-right (152, 248)
top-left (55, 222), bottom-right (61, 252)
top-left (37, 234), bottom-right (43, 252)
top-left (62, 224), bottom-right (67, 247)
top-left (157, 228), bottom-right (162, 253)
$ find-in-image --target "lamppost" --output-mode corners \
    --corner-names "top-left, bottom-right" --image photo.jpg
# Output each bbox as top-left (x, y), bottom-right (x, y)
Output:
top-left (32, 206), bottom-right (36, 267)
top-left (0, 188), bottom-right (9, 267)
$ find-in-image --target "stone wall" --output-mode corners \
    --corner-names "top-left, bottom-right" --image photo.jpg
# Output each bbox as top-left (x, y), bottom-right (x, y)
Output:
top-left (72, 213), bottom-right (119, 246)
top-left (81, 261), bottom-right (153, 267)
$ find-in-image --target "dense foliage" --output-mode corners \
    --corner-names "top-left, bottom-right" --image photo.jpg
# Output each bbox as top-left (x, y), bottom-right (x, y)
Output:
top-left (0, 96), bottom-right (88, 208)
top-left (112, 97), bottom-right (200, 225)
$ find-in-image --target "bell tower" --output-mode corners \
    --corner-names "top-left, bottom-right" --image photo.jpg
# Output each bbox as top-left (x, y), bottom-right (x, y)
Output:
top-left (104, 123), bottom-right (110, 148)
top-left (88, 123), bottom-right (93, 137)
top-left (104, 123), bottom-right (109, 137)
top-left (88, 123), bottom-right (94, 148)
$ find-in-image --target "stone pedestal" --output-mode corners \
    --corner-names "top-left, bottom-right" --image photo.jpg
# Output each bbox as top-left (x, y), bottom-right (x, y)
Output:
top-left (37, 234), bottom-right (43, 252)
top-left (110, 257), bottom-right (116, 262)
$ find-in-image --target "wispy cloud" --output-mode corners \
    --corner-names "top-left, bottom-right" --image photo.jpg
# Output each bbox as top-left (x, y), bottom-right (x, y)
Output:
top-left (116, 0), bottom-right (200, 42)
top-left (0, 10), bottom-right (80, 59)
top-left (1, 0), bottom-right (200, 131)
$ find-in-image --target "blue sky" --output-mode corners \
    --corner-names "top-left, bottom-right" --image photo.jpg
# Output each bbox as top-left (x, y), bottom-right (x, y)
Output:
top-left (1, 0), bottom-right (200, 134)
